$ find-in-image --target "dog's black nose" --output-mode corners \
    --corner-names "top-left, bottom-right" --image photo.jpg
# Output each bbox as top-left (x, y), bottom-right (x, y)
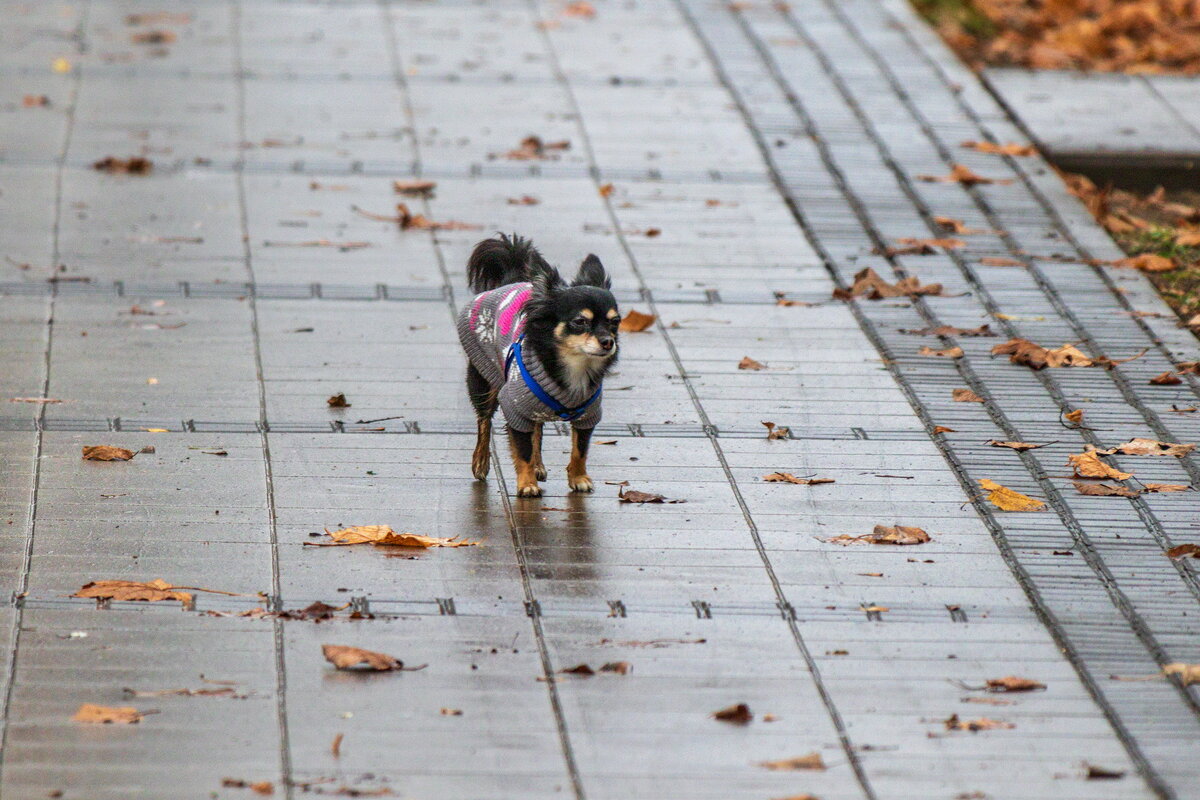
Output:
top-left (599, 337), bottom-right (614, 351)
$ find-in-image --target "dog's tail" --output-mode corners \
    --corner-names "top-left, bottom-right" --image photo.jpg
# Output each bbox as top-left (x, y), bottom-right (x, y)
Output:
top-left (467, 234), bottom-right (551, 293)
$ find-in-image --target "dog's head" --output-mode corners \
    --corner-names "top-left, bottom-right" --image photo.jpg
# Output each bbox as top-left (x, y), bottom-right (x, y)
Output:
top-left (526, 255), bottom-right (620, 378)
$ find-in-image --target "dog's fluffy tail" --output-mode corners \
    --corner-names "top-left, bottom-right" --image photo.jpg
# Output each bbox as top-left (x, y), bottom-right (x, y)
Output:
top-left (467, 234), bottom-right (552, 293)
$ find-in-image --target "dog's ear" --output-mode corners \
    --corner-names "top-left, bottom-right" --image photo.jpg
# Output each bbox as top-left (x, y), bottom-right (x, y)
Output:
top-left (572, 254), bottom-right (611, 289)
top-left (529, 265), bottom-right (563, 300)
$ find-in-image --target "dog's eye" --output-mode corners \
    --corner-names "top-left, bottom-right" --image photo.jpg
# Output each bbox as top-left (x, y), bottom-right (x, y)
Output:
top-left (570, 317), bottom-right (588, 331)
top-left (610, 317), bottom-right (621, 330)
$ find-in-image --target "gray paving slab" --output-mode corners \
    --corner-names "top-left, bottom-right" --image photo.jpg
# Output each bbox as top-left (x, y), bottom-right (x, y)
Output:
top-left (2, 0), bottom-right (1199, 798)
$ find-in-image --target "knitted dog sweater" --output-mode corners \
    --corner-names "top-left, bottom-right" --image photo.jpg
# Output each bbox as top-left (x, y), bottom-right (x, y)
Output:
top-left (457, 282), bottom-right (603, 433)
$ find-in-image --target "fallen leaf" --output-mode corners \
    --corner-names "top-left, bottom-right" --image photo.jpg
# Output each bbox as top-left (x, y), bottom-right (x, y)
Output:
top-left (1176, 230), bottom-right (1200, 247)
top-left (894, 236), bottom-right (966, 252)
top-left (221, 779), bottom-right (276, 795)
top-left (992, 338), bottom-right (1092, 369)
top-left (392, 180), bottom-right (436, 197)
top-left (762, 421), bottom-right (790, 440)
top-left (1073, 480), bottom-right (1139, 498)
top-left (712, 703), bottom-right (752, 724)
top-left (943, 714), bottom-right (1014, 731)
top-left (503, 135), bottom-right (570, 160)
top-left (52, 58), bottom-right (71, 73)
top-left (1095, 438), bottom-right (1195, 457)
top-left (1142, 483), bottom-right (1191, 493)
top-left (1149, 371), bottom-right (1182, 386)
top-left (618, 486), bottom-right (682, 504)
top-left (558, 664), bottom-right (595, 676)
top-left (1110, 254), bottom-right (1177, 272)
top-left (1064, 409), bottom-right (1084, 424)
top-left (598, 183), bottom-right (615, 198)
top-left (619, 310), bottom-right (656, 332)
top-left (918, 345), bottom-right (964, 358)
top-left (73, 579), bottom-right (193, 604)
top-left (933, 215), bottom-right (972, 233)
top-left (358, 203), bottom-right (480, 231)
top-left (901, 324), bottom-right (994, 337)
top-left (327, 393), bottom-right (351, 408)
top-left (131, 29), bottom-right (177, 44)
top-left (861, 604), bottom-right (890, 614)
top-left (738, 356), bottom-right (766, 370)
top-left (563, 1), bottom-right (596, 17)
top-left (979, 479), bottom-right (1045, 511)
top-left (757, 752), bottom-right (826, 771)
top-left (1084, 763), bottom-right (1125, 780)
top-left (1163, 663), bottom-right (1200, 685)
top-left (1068, 451), bottom-right (1133, 480)
top-left (599, 661), bottom-right (632, 675)
top-left (440, 708), bottom-right (463, 716)
top-left (960, 140), bottom-right (1036, 157)
top-left (833, 267), bottom-right (944, 300)
top-left (763, 473), bottom-right (834, 485)
top-left (309, 526), bottom-right (479, 548)
top-left (952, 388), bottom-right (984, 403)
top-left (986, 440), bottom-right (1048, 451)
top-left (22, 94), bottom-right (50, 107)
top-left (507, 195), bottom-right (540, 206)
top-left (932, 425), bottom-right (956, 433)
top-left (79, 445), bottom-right (137, 463)
top-left (827, 525), bottom-right (930, 546)
top-left (321, 644), bottom-right (405, 671)
top-left (980, 257), bottom-right (1025, 266)
top-left (1165, 544), bottom-right (1200, 560)
top-left (92, 156), bottom-right (153, 175)
top-left (985, 676), bottom-right (1046, 693)
top-left (72, 704), bottom-right (146, 724)
top-left (917, 164), bottom-right (1012, 186)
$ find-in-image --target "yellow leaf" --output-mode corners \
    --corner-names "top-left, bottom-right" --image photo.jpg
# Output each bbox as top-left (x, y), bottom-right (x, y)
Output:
top-left (1068, 451), bottom-right (1133, 480)
top-left (73, 704), bottom-right (145, 724)
top-left (313, 525), bottom-right (478, 548)
top-left (979, 479), bottom-right (1045, 512)
top-left (1163, 663), bottom-right (1200, 685)
top-left (52, 58), bottom-right (71, 73)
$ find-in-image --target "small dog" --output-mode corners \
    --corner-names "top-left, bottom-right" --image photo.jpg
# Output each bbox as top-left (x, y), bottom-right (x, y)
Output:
top-left (456, 234), bottom-right (620, 497)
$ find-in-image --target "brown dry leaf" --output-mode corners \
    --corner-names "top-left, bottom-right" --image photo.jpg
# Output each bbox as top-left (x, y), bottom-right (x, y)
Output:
top-left (73, 579), bottom-right (193, 604)
top-left (827, 525), bottom-right (930, 546)
top-left (321, 644), bottom-right (404, 671)
top-left (23, 94), bottom-right (50, 107)
top-left (1068, 451), bottom-right (1133, 481)
top-left (563, 1), bottom-right (596, 17)
top-left (1110, 254), bottom-right (1177, 272)
top-left (934, 215), bottom-right (971, 233)
top-left (440, 707), bottom-right (463, 716)
top-left (901, 324), bottom-right (994, 337)
top-left (833, 267), bottom-right (943, 300)
top-left (618, 486), bottom-right (682, 504)
top-left (980, 257), bottom-right (1025, 266)
top-left (763, 473), bottom-right (834, 485)
top-left (918, 345), bottom-right (964, 358)
top-left (1149, 371), bottom-right (1182, 386)
top-left (82, 445), bottom-right (135, 461)
top-left (1176, 230), bottom-right (1200, 247)
top-left (1073, 480), bottom-right (1139, 498)
top-left (312, 525), bottom-right (478, 548)
top-left (131, 29), bottom-right (176, 44)
top-left (979, 479), bottom-right (1045, 512)
top-left (327, 393), bottom-right (351, 408)
top-left (394, 203), bottom-right (480, 231)
top-left (986, 440), bottom-right (1048, 451)
top-left (222, 779), bottom-right (275, 795)
top-left (1163, 663), bottom-right (1200, 686)
top-left (944, 714), bottom-right (1014, 731)
top-left (504, 135), bottom-right (570, 160)
top-left (392, 180), bottom-right (436, 196)
top-left (559, 664), bottom-right (595, 676)
top-left (1169, 544), bottom-right (1200, 562)
top-left (1084, 764), bottom-right (1126, 780)
top-left (917, 164), bottom-right (1012, 186)
top-left (952, 388), bottom-right (984, 403)
top-left (992, 338), bottom-right (1093, 369)
top-left (986, 676), bottom-right (1046, 693)
top-left (599, 661), bottom-right (632, 675)
top-left (619, 309), bottom-right (656, 332)
top-left (1143, 483), bottom-right (1191, 493)
top-left (757, 752), bottom-right (826, 771)
top-left (507, 195), bottom-right (540, 206)
top-left (762, 421), bottom-right (790, 440)
top-left (738, 356), bottom-right (766, 370)
top-left (92, 156), bottom-right (153, 174)
top-left (932, 425), bottom-right (956, 434)
top-left (598, 183), bottom-right (615, 198)
top-left (960, 140), bottom-right (1036, 157)
top-left (73, 704), bottom-right (145, 724)
top-left (712, 703), bottom-right (752, 724)
top-left (1064, 409), bottom-right (1084, 424)
top-left (895, 236), bottom-right (966, 251)
top-left (1096, 438), bottom-right (1195, 457)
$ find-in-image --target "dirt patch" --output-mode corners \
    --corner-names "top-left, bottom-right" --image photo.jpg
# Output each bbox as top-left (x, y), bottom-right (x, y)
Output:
top-left (914, 0), bottom-right (1200, 74)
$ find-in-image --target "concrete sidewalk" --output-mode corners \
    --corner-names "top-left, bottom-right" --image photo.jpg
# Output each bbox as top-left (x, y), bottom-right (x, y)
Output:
top-left (1, 0), bottom-right (1198, 798)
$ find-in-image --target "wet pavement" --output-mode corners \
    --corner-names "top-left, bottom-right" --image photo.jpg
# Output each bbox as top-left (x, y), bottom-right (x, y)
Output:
top-left (1, 1), bottom-right (1199, 799)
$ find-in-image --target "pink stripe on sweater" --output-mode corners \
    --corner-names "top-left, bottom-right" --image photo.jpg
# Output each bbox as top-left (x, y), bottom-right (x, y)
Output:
top-left (497, 289), bottom-right (531, 335)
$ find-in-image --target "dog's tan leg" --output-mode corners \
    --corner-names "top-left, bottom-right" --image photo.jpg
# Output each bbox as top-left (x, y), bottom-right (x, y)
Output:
top-left (472, 416), bottom-right (492, 480)
top-left (508, 427), bottom-right (542, 497)
top-left (567, 426), bottom-right (594, 493)
top-left (531, 423), bottom-right (547, 481)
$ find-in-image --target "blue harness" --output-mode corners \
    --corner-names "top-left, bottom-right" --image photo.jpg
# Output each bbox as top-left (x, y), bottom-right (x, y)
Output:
top-left (504, 336), bottom-right (602, 422)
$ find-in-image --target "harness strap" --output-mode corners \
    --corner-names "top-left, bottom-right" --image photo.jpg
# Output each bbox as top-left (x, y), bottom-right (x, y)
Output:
top-left (504, 336), bottom-right (602, 422)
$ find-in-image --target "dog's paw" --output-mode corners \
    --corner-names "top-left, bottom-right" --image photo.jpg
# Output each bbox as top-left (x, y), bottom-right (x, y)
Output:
top-left (517, 483), bottom-right (543, 498)
top-left (472, 462), bottom-right (490, 481)
top-left (568, 475), bottom-right (594, 493)
top-left (534, 463), bottom-right (547, 481)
